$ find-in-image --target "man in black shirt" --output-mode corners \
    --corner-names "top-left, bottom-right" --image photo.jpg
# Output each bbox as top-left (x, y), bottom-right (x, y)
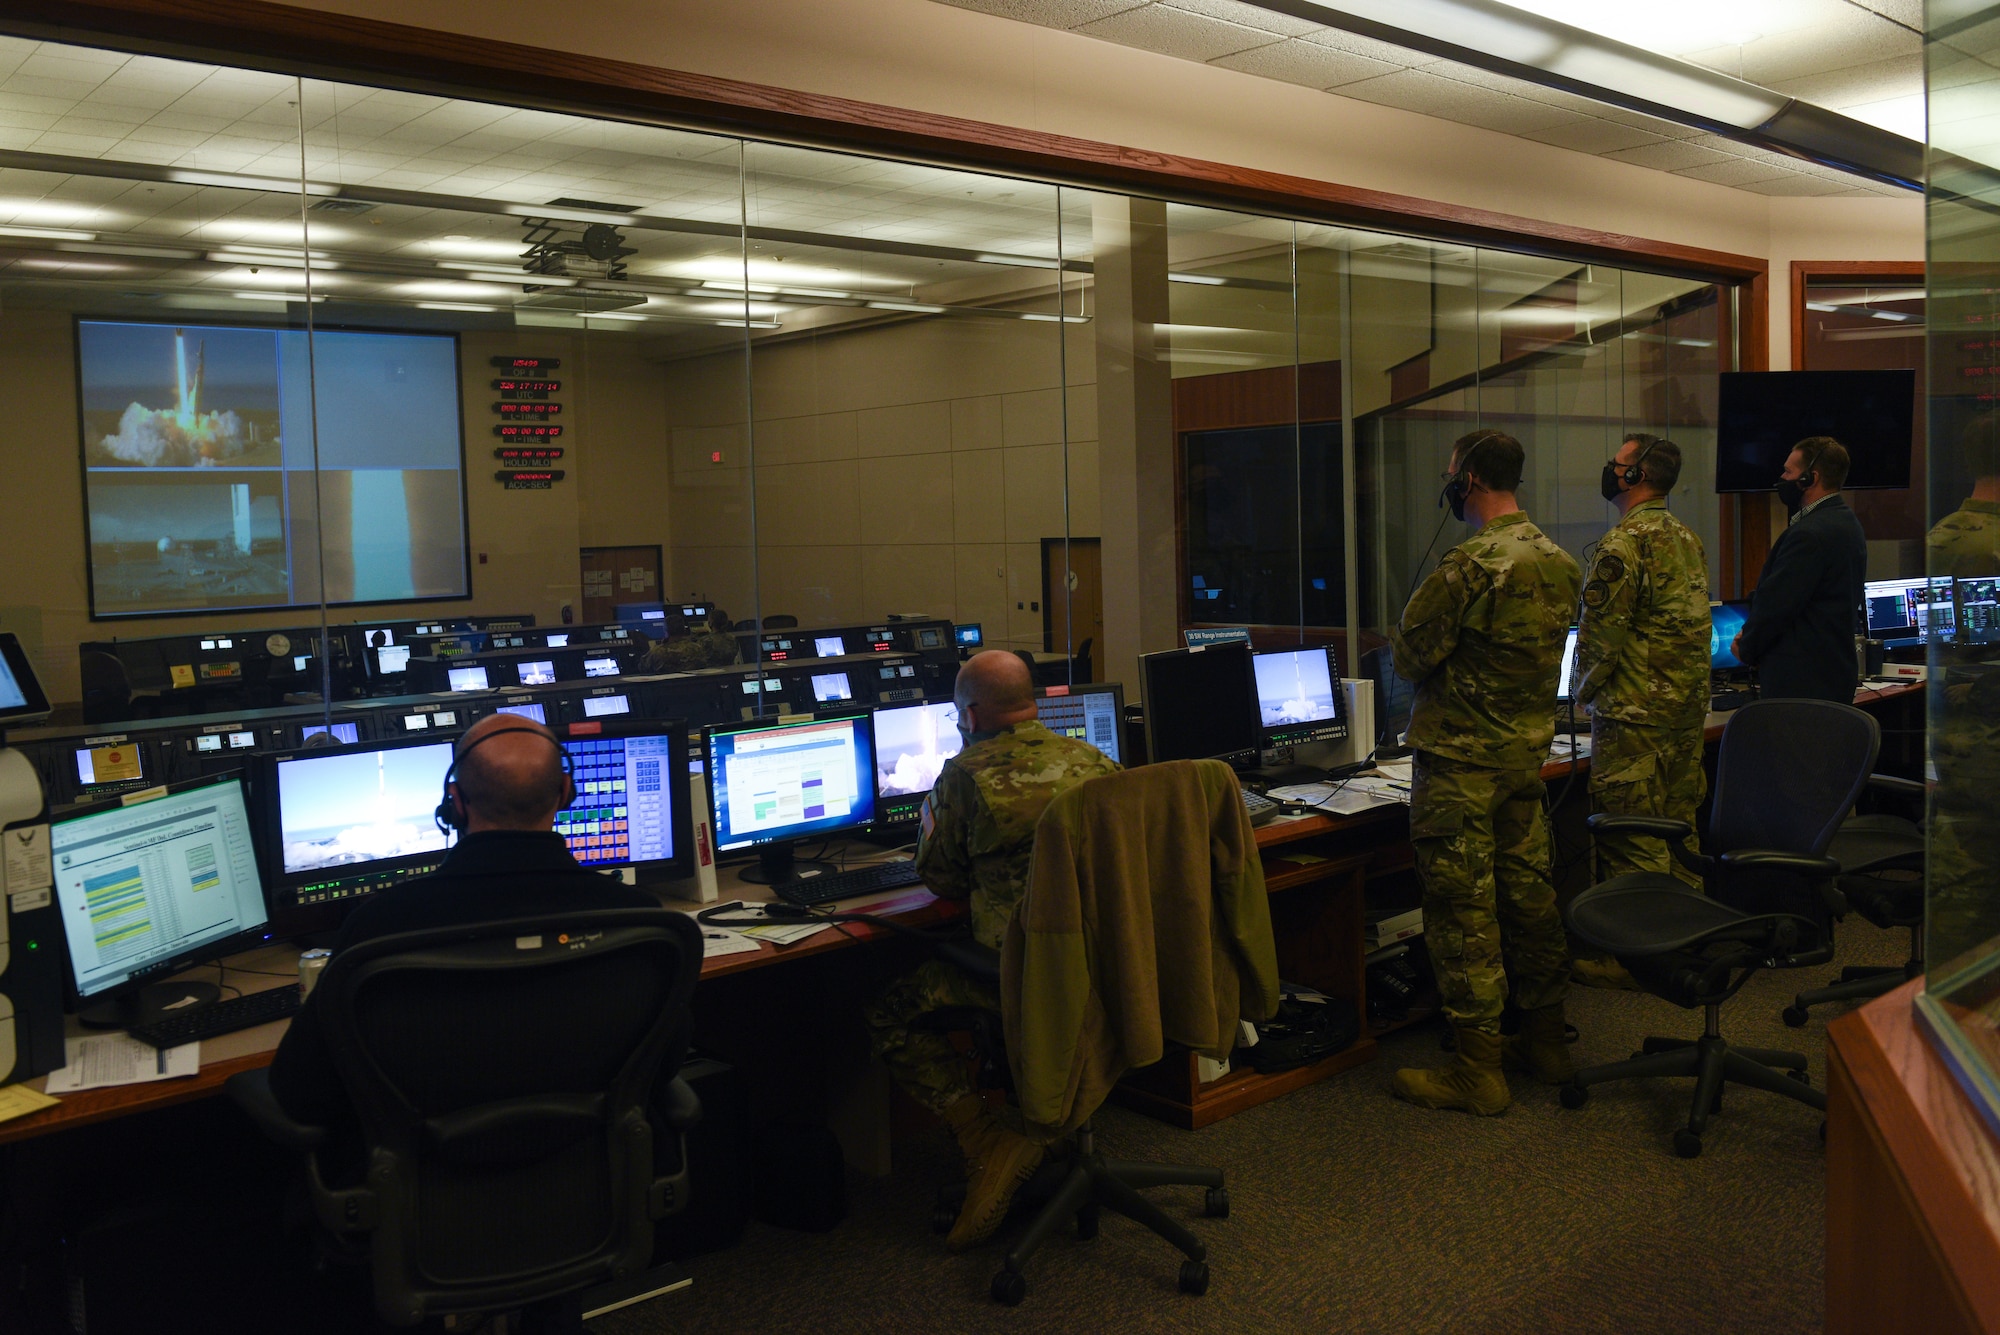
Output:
top-left (1732, 436), bottom-right (1869, 703)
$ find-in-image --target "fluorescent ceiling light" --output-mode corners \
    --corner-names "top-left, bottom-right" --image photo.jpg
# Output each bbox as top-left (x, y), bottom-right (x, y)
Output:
top-left (1488, 1), bottom-right (1804, 55)
top-left (1805, 301), bottom-right (1839, 312)
top-left (865, 300), bottom-right (947, 313)
top-left (167, 167), bottom-right (339, 196)
top-left (436, 259), bottom-right (579, 287)
top-left (418, 236), bottom-right (523, 259)
top-left (0, 199), bottom-right (110, 225)
top-left (1870, 309), bottom-right (1916, 322)
top-left (416, 302), bottom-right (500, 312)
top-left (205, 250), bottom-right (338, 270)
top-left (231, 291), bottom-right (324, 301)
top-left (1167, 273), bottom-right (1229, 286)
top-left (55, 240), bottom-right (202, 260)
top-left (1018, 312), bottom-right (1091, 323)
top-left (581, 310), bottom-right (648, 321)
top-left (714, 318), bottom-right (783, 329)
top-left (502, 203), bottom-right (638, 226)
top-left (975, 253), bottom-right (1062, 269)
top-left (0, 224), bottom-right (96, 241)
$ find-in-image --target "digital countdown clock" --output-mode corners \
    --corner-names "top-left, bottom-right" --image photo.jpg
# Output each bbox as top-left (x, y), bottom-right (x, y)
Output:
top-left (494, 446), bottom-right (565, 464)
top-left (491, 378), bottom-right (560, 397)
top-left (493, 401), bottom-right (561, 417)
top-left (494, 424), bottom-right (563, 439)
top-left (496, 469), bottom-right (566, 489)
top-left (490, 355), bottom-right (560, 370)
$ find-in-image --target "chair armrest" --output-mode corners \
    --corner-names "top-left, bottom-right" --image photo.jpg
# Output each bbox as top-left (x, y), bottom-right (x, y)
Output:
top-left (225, 1068), bottom-right (326, 1152)
top-left (1584, 814), bottom-right (1693, 841)
top-left (1718, 849), bottom-right (1842, 878)
top-left (657, 1076), bottom-right (702, 1134)
top-left (1866, 774), bottom-right (1926, 799)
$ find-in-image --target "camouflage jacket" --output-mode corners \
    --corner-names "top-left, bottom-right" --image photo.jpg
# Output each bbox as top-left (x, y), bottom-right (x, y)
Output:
top-left (1574, 499), bottom-right (1710, 727)
top-left (915, 719), bottom-right (1121, 950)
top-left (640, 627), bottom-right (741, 674)
top-left (1929, 500), bottom-right (2000, 750)
top-left (1931, 499), bottom-right (2000, 582)
top-left (1392, 510), bottom-right (1582, 770)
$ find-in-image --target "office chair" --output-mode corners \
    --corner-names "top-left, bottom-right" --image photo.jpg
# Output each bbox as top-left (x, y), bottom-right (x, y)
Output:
top-left (1781, 773), bottom-right (1927, 1026)
top-left (79, 650), bottom-right (135, 723)
top-left (1073, 636), bottom-right (1094, 684)
top-left (761, 614), bottom-right (798, 629)
top-left (1560, 700), bottom-right (1877, 1158)
top-left (228, 908), bottom-right (705, 1327)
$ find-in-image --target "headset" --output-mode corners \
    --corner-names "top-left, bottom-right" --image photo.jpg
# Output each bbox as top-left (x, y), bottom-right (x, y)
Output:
top-left (1794, 439), bottom-right (1825, 490)
top-left (433, 718), bottom-right (575, 836)
top-left (1617, 434), bottom-right (1667, 489)
top-left (1437, 428), bottom-right (1506, 511)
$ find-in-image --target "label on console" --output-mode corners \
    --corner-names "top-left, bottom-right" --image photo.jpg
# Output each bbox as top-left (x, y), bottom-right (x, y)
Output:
top-left (4, 823), bottom-right (51, 896)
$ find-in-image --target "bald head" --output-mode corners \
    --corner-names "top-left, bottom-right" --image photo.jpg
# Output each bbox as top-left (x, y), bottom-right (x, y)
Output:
top-left (449, 714), bottom-right (572, 834)
top-left (954, 650), bottom-right (1037, 735)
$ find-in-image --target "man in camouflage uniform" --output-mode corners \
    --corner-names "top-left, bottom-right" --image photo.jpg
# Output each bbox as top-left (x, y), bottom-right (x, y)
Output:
top-left (638, 606), bottom-right (742, 673)
top-left (1929, 416), bottom-right (2000, 970)
top-left (861, 650), bottom-right (1118, 1248)
top-left (1389, 429), bottom-right (1582, 1115)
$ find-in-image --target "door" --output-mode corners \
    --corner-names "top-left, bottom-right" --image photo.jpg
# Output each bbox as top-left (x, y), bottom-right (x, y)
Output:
top-left (579, 545), bottom-right (662, 626)
top-left (1042, 537), bottom-right (1103, 681)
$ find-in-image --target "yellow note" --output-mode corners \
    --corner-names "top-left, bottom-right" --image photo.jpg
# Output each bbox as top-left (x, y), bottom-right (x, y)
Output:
top-left (88, 744), bottom-right (142, 782)
top-left (169, 663), bottom-right (195, 688)
top-left (0, 1083), bottom-right (59, 1124)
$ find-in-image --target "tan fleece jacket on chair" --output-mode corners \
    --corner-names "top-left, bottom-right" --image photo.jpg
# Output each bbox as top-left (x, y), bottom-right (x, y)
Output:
top-left (1001, 759), bottom-right (1282, 1137)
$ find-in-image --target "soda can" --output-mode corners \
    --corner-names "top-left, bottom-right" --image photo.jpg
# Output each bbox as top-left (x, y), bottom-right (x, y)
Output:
top-left (298, 948), bottom-right (332, 999)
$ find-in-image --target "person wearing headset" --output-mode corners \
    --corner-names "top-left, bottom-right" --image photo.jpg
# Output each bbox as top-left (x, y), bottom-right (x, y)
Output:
top-left (1389, 429), bottom-right (1581, 1116)
top-left (1568, 435), bottom-right (1711, 992)
top-left (1730, 436), bottom-right (1869, 703)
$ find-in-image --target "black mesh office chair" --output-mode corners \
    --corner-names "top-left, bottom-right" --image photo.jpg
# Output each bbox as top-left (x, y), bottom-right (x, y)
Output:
top-left (229, 909), bottom-right (704, 1327)
top-left (1782, 773), bottom-right (1927, 1026)
top-left (761, 614), bottom-right (798, 629)
top-left (1560, 700), bottom-right (1877, 1158)
top-left (1073, 637), bottom-right (1094, 684)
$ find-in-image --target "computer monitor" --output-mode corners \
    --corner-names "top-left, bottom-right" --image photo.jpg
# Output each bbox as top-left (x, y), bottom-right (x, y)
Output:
top-left (447, 664), bottom-right (489, 692)
top-left (1252, 647), bottom-right (1347, 747)
top-left (616, 602), bottom-right (668, 628)
top-left (1359, 646), bottom-right (1415, 757)
top-left (954, 624), bottom-right (983, 650)
top-left (496, 701), bottom-right (547, 724)
top-left (0, 632), bottom-right (50, 726)
top-left (517, 659), bottom-right (557, 686)
top-left (1141, 642), bottom-right (1259, 766)
top-left (1863, 576), bottom-right (1956, 650)
top-left (579, 693), bottom-right (631, 718)
top-left (52, 774), bottom-right (270, 1022)
top-left (300, 721), bottom-right (360, 746)
top-left (263, 735), bottom-right (456, 911)
top-left (815, 635), bottom-right (846, 658)
top-left (555, 721), bottom-right (692, 881)
top-left (871, 700), bottom-right (964, 825)
top-left (812, 671), bottom-right (854, 704)
top-left (1037, 682), bottom-right (1124, 763)
top-left (583, 655), bottom-right (620, 678)
top-left (72, 738), bottom-right (153, 797)
top-left (1556, 627), bottom-right (1581, 701)
top-left (1710, 601), bottom-right (1751, 669)
top-left (1960, 577), bottom-right (2000, 645)
top-left (546, 633), bottom-right (570, 648)
top-left (706, 713), bottom-right (877, 884)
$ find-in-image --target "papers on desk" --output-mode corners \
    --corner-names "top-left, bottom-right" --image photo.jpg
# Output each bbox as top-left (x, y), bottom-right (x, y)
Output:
top-left (702, 902), bottom-right (834, 947)
top-left (1269, 774), bottom-right (1409, 815)
top-left (739, 922), bottom-right (832, 947)
top-left (0, 1083), bottom-right (58, 1123)
top-left (44, 1033), bottom-right (199, 1094)
top-left (699, 927), bottom-right (764, 958)
top-left (1548, 735), bottom-right (1592, 761)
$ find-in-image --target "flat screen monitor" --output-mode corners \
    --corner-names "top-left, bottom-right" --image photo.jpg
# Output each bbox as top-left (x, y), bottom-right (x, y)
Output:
top-left (300, 721), bottom-right (360, 745)
top-left (1141, 642), bottom-right (1258, 766)
top-left (616, 602), bottom-right (667, 627)
top-left (77, 320), bottom-right (469, 617)
top-left (1556, 628), bottom-right (1580, 701)
top-left (52, 775), bottom-right (270, 1005)
top-left (707, 714), bottom-right (876, 882)
top-left (581, 694), bottom-right (630, 718)
top-left (1709, 603), bottom-right (1750, 670)
top-left (555, 722), bottom-right (690, 880)
top-left (546, 633), bottom-right (569, 648)
top-left (954, 624), bottom-right (983, 649)
top-left (1715, 369), bottom-right (1915, 492)
top-left (1252, 647), bottom-right (1347, 747)
top-left (815, 635), bottom-right (846, 657)
top-left (517, 659), bottom-right (557, 686)
top-left (496, 702), bottom-right (546, 724)
top-left (74, 739), bottom-right (149, 790)
top-left (872, 701), bottom-right (964, 819)
top-left (1359, 646), bottom-right (1415, 751)
top-left (1961, 576), bottom-right (2000, 646)
top-left (447, 664), bottom-right (489, 692)
top-left (583, 657), bottom-right (620, 678)
top-left (1037, 683), bottom-right (1124, 764)
top-left (359, 627), bottom-right (396, 648)
top-left (266, 735), bottom-right (455, 906)
top-left (0, 632), bottom-right (52, 723)
top-left (812, 671), bottom-right (853, 704)
top-left (375, 644), bottom-right (411, 675)
top-left (1864, 577), bottom-right (1956, 650)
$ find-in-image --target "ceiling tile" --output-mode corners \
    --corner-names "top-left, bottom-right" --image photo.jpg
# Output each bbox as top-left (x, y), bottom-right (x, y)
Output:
top-left (1672, 158), bottom-right (1799, 187)
top-left (1208, 38), bottom-right (1399, 89)
top-left (1602, 139), bottom-right (1742, 171)
top-left (1768, 52), bottom-right (1921, 109)
top-left (1298, 26), bottom-right (1432, 68)
top-left (1160, 0), bottom-right (1321, 37)
top-left (1074, 5), bottom-right (1282, 61)
top-left (1730, 174), bottom-right (1855, 196)
top-left (1519, 118), bottom-right (1669, 156)
top-left (1332, 69), bottom-right (1579, 135)
top-left (931, 0), bottom-right (1143, 26)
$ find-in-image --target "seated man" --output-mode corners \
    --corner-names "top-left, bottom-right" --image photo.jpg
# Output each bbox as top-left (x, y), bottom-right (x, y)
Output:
top-left (862, 650), bottom-right (1119, 1249)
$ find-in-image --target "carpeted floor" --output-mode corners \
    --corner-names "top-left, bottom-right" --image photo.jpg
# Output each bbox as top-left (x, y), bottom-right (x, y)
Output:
top-left (601, 919), bottom-right (1908, 1335)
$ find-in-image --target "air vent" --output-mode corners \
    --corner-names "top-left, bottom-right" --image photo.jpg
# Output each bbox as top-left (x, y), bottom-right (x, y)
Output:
top-left (546, 197), bottom-right (638, 213)
top-left (516, 290), bottom-right (647, 313)
top-left (310, 198), bottom-right (376, 215)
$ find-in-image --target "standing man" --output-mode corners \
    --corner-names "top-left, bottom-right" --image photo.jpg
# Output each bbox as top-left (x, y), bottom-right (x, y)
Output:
top-left (1389, 429), bottom-right (1582, 1115)
top-left (862, 650), bottom-right (1118, 1248)
top-left (1574, 434), bottom-right (1711, 884)
top-left (1731, 437), bottom-right (1868, 702)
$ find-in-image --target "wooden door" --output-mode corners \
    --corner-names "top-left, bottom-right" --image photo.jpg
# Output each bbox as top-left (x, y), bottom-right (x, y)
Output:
top-left (1042, 537), bottom-right (1104, 680)
top-left (579, 545), bottom-right (662, 625)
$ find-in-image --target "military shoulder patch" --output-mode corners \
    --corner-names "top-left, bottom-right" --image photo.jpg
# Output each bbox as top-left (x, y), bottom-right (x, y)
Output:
top-left (1582, 580), bottom-right (1610, 608)
top-left (1592, 554), bottom-right (1626, 582)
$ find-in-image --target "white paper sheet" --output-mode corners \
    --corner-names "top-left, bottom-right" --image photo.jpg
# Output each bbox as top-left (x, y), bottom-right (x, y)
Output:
top-left (44, 1033), bottom-right (199, 1093)
top-left (698, 927), bottom-right (764, 958)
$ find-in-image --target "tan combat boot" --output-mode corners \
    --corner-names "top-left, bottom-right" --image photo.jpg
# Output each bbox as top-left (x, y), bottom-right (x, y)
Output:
top-left (1501, 1004), bottom-right (1574, 1085)
top-left (942, 1095), bottom-right (1045, 1251)
top-left (1391, 1027), bottom-right (1512, 1115)
top-left (1572, 956), bottom-right (1640, 990)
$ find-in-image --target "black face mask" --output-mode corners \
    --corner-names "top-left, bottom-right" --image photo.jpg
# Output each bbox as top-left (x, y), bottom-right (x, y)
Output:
top-left (1775, 475), bottom-right (1808, 514)
top-left (1443, 477), bottom-right (1470, 522)
top-left (1600, 462), bottom-right (1625, 503)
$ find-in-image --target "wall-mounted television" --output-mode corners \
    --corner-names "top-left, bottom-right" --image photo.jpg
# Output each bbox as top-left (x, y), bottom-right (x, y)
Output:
top-left (1715, 369), bottom-right (1915, 493)
top-left (77, 319), bottom-right (469, 618)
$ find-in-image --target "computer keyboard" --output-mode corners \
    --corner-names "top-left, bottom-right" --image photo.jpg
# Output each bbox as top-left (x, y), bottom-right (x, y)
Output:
top-left (128, 985), bottom-right (302, 1050)
top-left (1243, 789), bottom-right (1279, 827)
top-left (775, 858), bottom-right (924, 908)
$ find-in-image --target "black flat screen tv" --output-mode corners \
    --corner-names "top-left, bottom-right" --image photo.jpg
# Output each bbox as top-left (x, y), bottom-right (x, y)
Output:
top-left (1715, 369), bottom-right (1915, 493)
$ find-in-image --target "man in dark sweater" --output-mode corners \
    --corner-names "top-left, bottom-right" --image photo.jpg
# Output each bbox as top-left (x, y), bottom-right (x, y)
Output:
top-left (1732, 436), bottom-right (1869, 703)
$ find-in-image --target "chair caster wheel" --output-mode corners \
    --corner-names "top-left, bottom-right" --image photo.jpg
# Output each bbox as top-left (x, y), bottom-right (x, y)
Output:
top-left (1787, 1068), bottom-right (1811, 1087)
top-left (1178, 1260), bottom-right (1210, 1296)
top-left (1782, 1006), bottom-right (1810, 1028)
top-left (1076, 1206), bottom-right (1099, 1240)
top-left (1559, 1083), bottom-right (1588, 1110)
top-left (1204, 1187), bottom-right (1230, 1219)
top-left (1673, 1129), bottom-right (1703, 1159)
top-left (991, 1270), bottom-right (1027, 1306)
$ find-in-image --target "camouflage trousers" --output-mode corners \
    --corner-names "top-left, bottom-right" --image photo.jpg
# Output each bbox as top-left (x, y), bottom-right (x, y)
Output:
top-left (1930, 782), bottom-right (2000, 976)
top-left (1409, 752), bottom-right (1569, 1035)
top-left (861, 958), bottom-right (1001, 1117)
top-left (1587, 716), bottom-right (1706, 888)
